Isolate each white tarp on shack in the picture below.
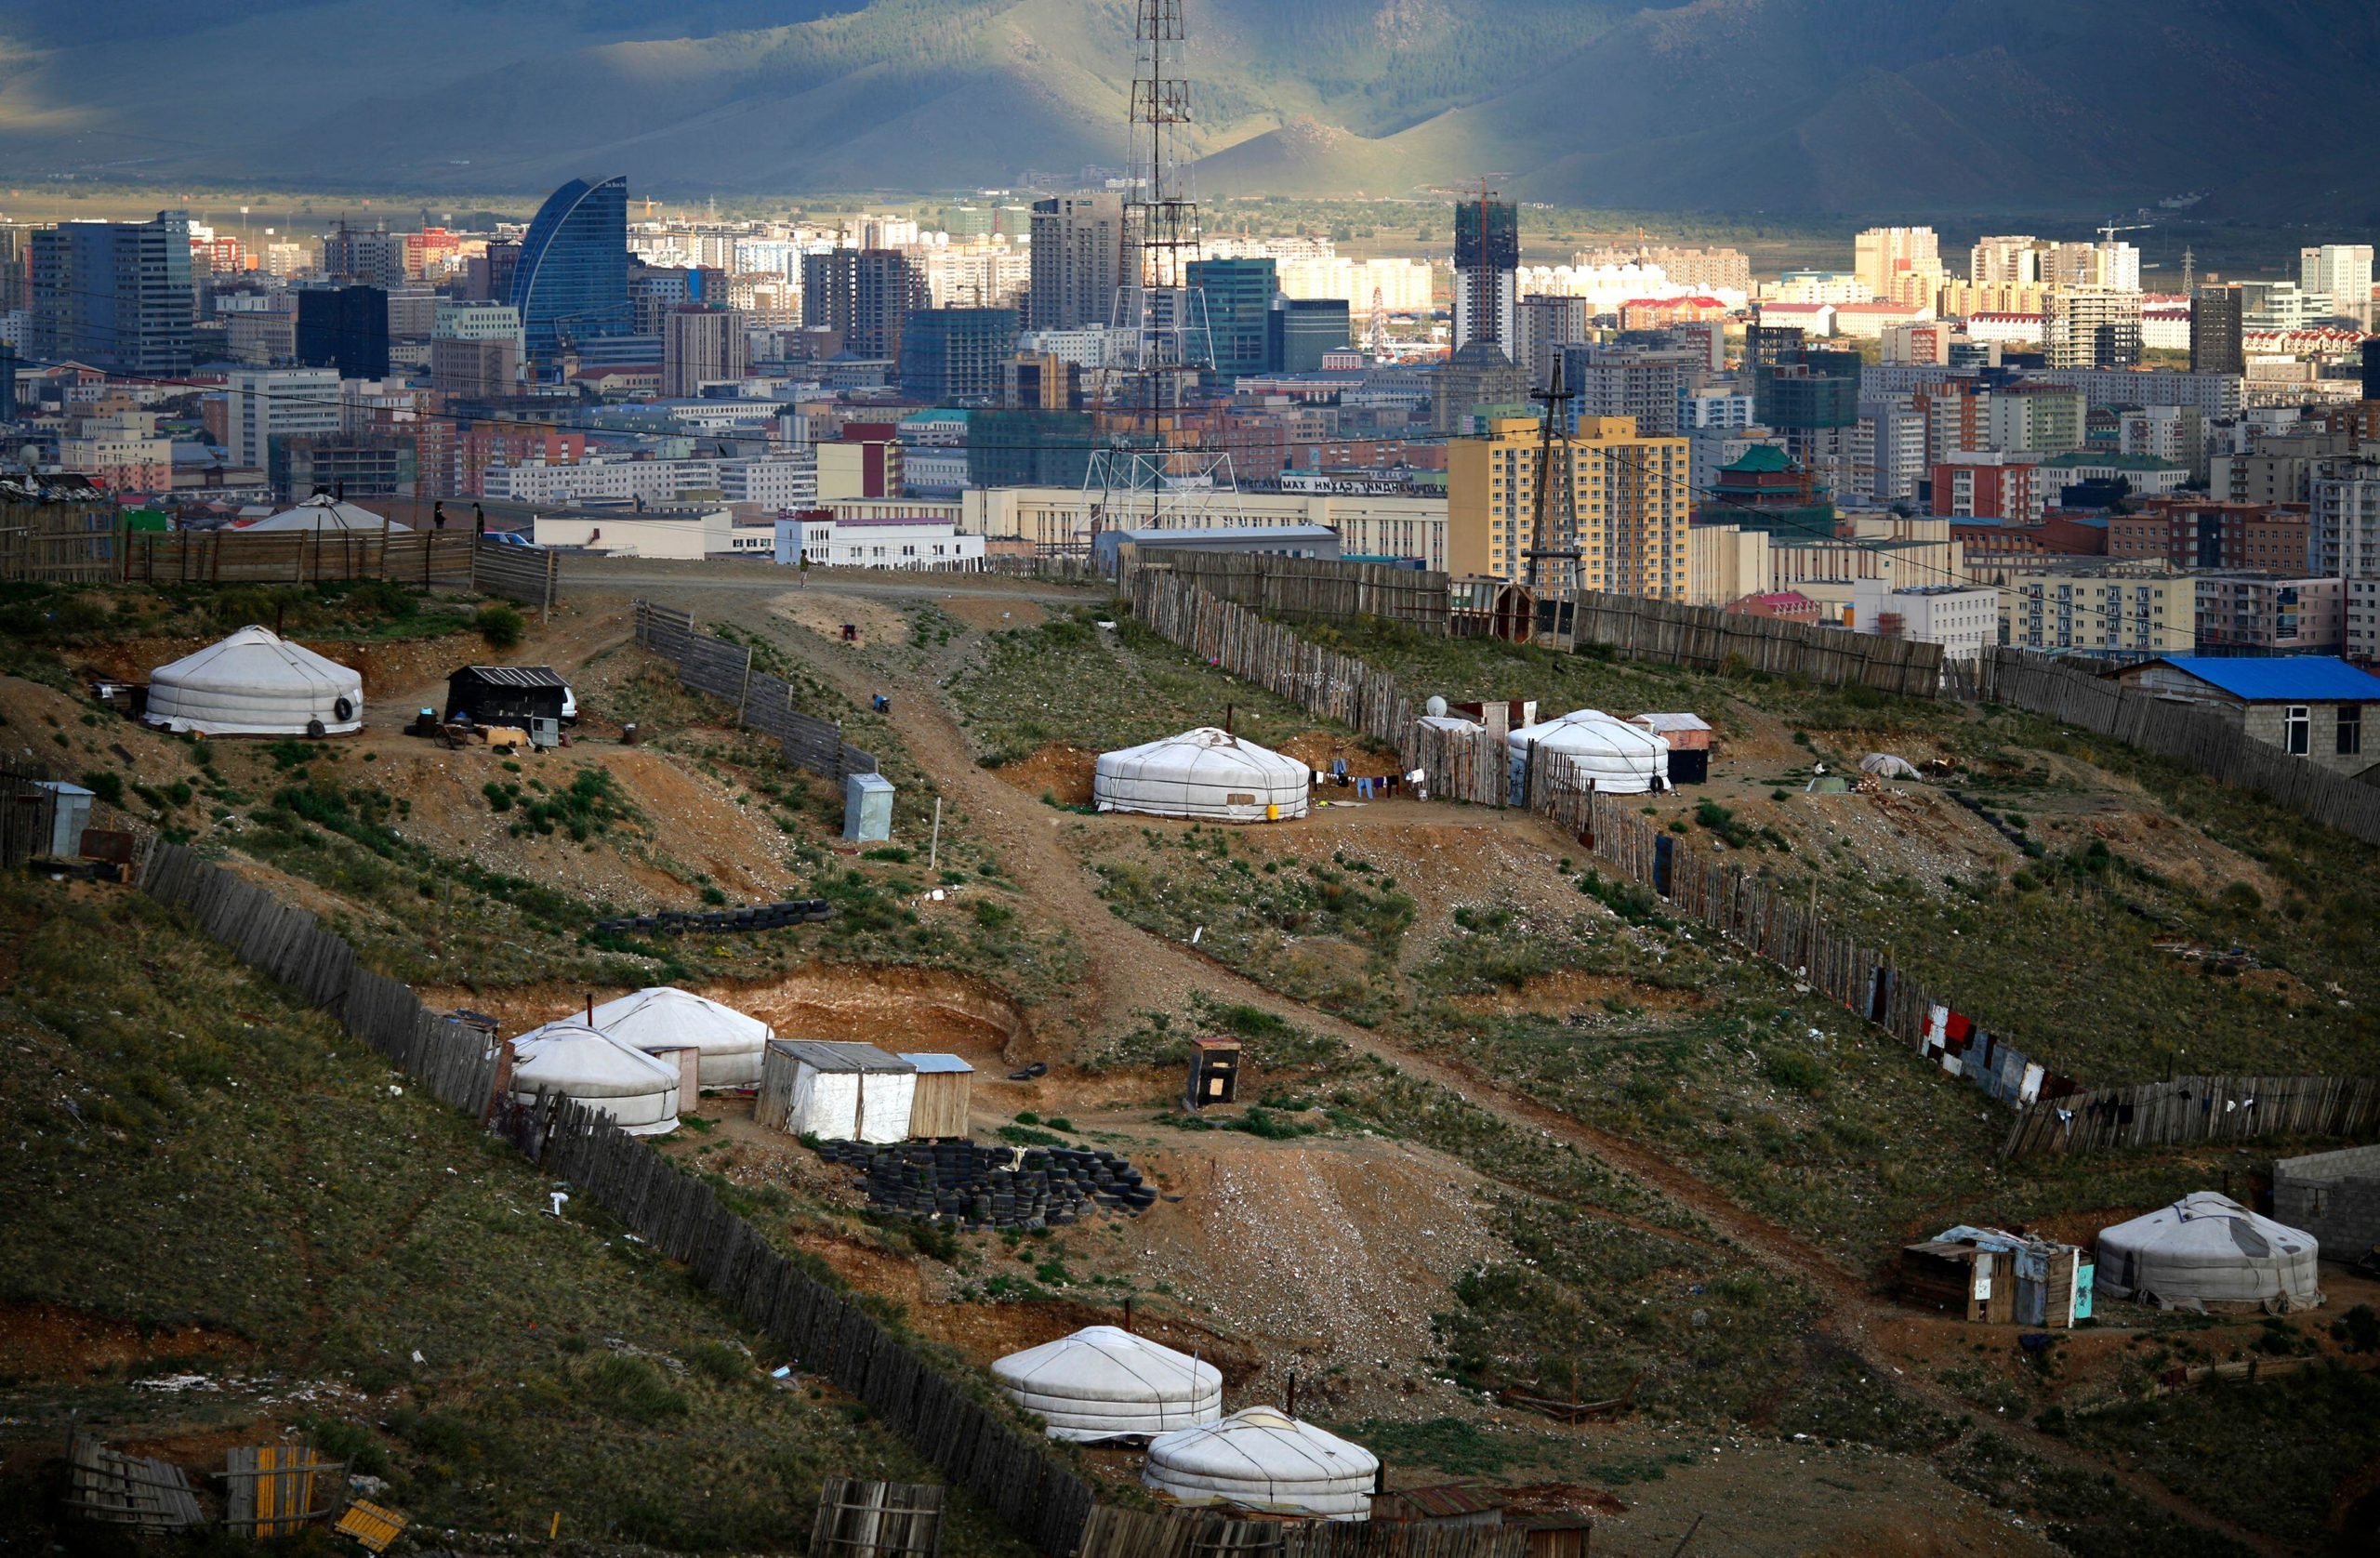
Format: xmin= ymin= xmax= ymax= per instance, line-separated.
xmin=993 ymin=1326 xmax=1223 ymax=1443
xmin=508 ymin=1020 xmax=681 ymax=1134
xmin=1093 ymin=727 xmax=1310 ymax=822
xmin=1144 ymin=1406 xmax=1380 ymax=1521
xmin=2096 ymin=1193 xmax=2321 ymax=1310
xmin=757 ymin=1040 xmax=916 ymax=1142
xmin=1507 ymin=708 xmax=1669 ymax=794
xmin=586 ymin=987 xmax=772 ymax=1089
xmin=145 ymin=626 xmax=364 ymax=736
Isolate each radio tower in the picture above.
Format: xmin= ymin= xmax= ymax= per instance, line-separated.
xmin=1522 ymin=351 xmax=1582 ymax=601
xmin=1082 ymin=0 xmax=1235 ymax=554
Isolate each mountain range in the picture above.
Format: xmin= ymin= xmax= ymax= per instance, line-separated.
xmin=3 ymin=0 xmax=2378 ymax=218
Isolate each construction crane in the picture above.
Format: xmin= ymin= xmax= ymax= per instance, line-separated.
xmin=2097 ymin=219 xmax=2151 ymax=245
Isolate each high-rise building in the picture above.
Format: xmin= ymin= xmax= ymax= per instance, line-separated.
xmin=898 ymin=306 xmax=1018 ymax=404
xmin=0 ymin=224 xmax=31 ymax=314
xmin=2190 ymin=284 xmax=2244 ymax=376
xmin=269 ymin=431 xmax=417 ymax=501
xmin=1266 ymin=297 xmax=1350 ymax=375
xmin=1561 ymin=345 xmax=1693 ymax=438
xmin=853 ymin=250 xmax=927 ymax=363
xmin=1026 ymin=193 xmax=1125 ymax=332
xmin=1448 ymin=413 xmax=1691 ymax=594
xmin=662 ymin=304 xmax=749 ymax=397
xmin=430 ymin=337 xmax=519 ymax=402
xmin=31 ymin=210 xmax=193 ymax=376
xmin=2301 ymin=244 xmax=2374 ymax=327
xmin=801 ymin=248 xmax=858 ymax=338
xmin=224 ymin=367 xmax=342 ymax=470
xmin=509 ymin=176 xmax=632 ymax=369
xmin=1451 ymin=194 xmax=1519 ymax=355
xmin=1970 ymin=236 xmax=2041 ymax=287
xmin=1430 ymin=339 xmax=1528 ymax=436
xmin=1515 ymin=295 xmax=1590 ymax=390
xmin=320 ymin=222 xmax=405 ymax=287
xmin=295 ymin=285 xmax=390 ymax=379
xmin=1853 ymin=227 xmax=1942 ymax=305
xmin=2363 ymin=339 xmax=2380 ymax=403
xmin=2044 ymin=287 xmax=2142 ymax=370
xmin=1183 ymin=257 xmax=1275 ymax=381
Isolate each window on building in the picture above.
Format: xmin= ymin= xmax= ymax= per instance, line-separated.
xmin=2286 ymin=705 xmax=2310 ymax=756
xmin=2339 ymin=706 xmax=2362 ymax=757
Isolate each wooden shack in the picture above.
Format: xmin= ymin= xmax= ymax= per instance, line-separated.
xmin=444 ymin=665 xmax=568 ymax=727
xmin=1369 ymin=1484 xmax=1504 ymax=1530
xmin=1185 ymin=1036 xmax=1241 ymax=1109
xmin=1631 ymin=713 xmax=1712 ymax=784
xmin=899 ymin=1052 xmax=974 ymax=1139
xmin=1899 ymin=1225 xmax=2092 ymax=1327
xmin=757 ymin=1040 xmax=916 ymax=1143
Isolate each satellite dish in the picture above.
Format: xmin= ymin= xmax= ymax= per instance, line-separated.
xmin=1424 ymin=695 xmax=1448 ymax=718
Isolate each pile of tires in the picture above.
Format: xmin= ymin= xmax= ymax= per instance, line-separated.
xmin=591 ymin=899 xmax=833 ymax=936
xmin=813 ymin=1140 xmax=1157 ymax=1231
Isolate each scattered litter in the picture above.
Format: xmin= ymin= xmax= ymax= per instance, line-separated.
xmin=132 ymin=1374 xmax=217 ymax=1393
xmin=548 ymin=1191 xmax=569 ymax=1217
xmin=409 ymin=1350 xmax=424 ymax=1365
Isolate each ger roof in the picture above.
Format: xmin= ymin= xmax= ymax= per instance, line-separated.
xmin=2140 ymin=655 xmax=2380 ymax=702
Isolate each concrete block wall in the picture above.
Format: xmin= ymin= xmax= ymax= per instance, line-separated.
xmin=2274 ymin=1143 xmax=2380 ymax=1253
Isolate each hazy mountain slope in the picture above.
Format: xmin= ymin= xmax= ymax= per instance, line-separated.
xmin=2 ymin=0 xmax=2376 ymax=216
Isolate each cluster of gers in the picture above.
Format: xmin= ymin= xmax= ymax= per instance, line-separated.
xmin=812 ymin=1141 xmax=1157 ymax=1230
xmin=590 ymin=899 xmax=832 ymax=936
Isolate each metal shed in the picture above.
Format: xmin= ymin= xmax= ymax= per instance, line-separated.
xmin=444 ymin=665 xmax=568 ymax=727
xmin=899 ymin=1052 xmax=974 ymax=1139
xmin=756 ymin=1039 xmax=917 ymax=1142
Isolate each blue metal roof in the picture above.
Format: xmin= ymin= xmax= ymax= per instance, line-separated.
xmin=2155 ymin=656 xmax=2380 ymax=701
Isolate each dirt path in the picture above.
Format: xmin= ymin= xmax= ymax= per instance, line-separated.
xmin=654 ymin=584 xmax=2289 ymax=1558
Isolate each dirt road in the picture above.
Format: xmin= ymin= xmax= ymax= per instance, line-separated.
xmin=619 ymin=582 xmax=2289 ymax=1558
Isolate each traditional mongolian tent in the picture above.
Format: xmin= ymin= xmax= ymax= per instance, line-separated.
xmin=1144 ymin=1406 xmax=1380 ymax=1521
xmin=2096 ymin=1193 xmax=2321 ymax=1311
xmin=244 ymin=495 xmax=408 ymax=533
xmin=992 ymin=1326 xmax=1223 ymax=1444
xmin=1093 ymin=728 xmax=1310 ymax=822
xmin=586 ymin=987 xmax=772 ymax=1089
xmin=1507 ymin=708 xmax=1669 ymax=795
xmin=507 ymin=1021 xmax=681 ymax=1135
xmin=145 ymin=627 xmax=364 ymax=736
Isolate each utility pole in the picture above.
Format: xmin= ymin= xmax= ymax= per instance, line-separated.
xmin=1522 ymin=350 xmax=1581 ymax=601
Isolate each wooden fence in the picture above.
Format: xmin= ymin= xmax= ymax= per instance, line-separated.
xmin=469 ymin=538 xmax=561 ymax=614
xmin=1075 ymin=1508 xmax=1528 ymax=1557
xmin=118 ymin=529 xmax=477 ymax=589
xmin=1977 ymin=650 xmax=2380 ymax=849
xmin=133 ymin=839 xmax=1098 ymax=1555
xmin=631 ymin=600 xmax=878 ymax=783
xmin=2000 ymin=1075 xmax=2380 ymax=1159
xmin=1136 ymin=551 xmax=1452 ymax=634
xmin=1568 ymin=589 xmax=1946 ymax=698
xmin=0 ymin=500 xmax=119 ymax=583
xmin=1131 ymin=569 xmax=1416 ymax=759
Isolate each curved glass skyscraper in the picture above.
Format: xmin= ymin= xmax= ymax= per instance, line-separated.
xmin=509 ymin=176 xmax=630 ymax=370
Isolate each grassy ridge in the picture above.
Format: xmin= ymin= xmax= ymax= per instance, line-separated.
xmin=0 ymin=873 xmax=1026 ymax=1554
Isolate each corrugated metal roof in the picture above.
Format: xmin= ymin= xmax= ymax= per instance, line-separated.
xmin=898 ymin=1052 xmax=974 ymax=1074
xmin=1632 ymin=712 xmax=1712 ymax=733
xmin=452 ymin=665 xmax=569 ymax=689
xmin=2146 ymin=655 xmax=2380 ymax=702
xmin=770 ymin=1039 xmax=913 ymax=1073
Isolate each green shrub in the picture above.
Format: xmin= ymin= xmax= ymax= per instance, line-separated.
xmin=580 ymin=1354 xmax=689 ymax=1424
xmin=78 ymin=769 xmax=126 ymax=807
xmin=1764 ymin=1049 xmax=1827 ymax=1093
xmin=684 ymin=1341 xmax=746 ymax=1383
xmin=475 ymin=602 xmax=525 ymax=651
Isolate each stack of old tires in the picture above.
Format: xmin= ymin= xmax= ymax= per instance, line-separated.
xmin=811 ymin=1141 xmax=1157 ymax=1230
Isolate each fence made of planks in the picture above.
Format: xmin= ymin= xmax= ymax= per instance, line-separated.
xmin=469 ymin=538 xmax=562 ymax=614
xmin=117 ymin=528 xmax=477 ymax=589
xmin=0 ymin=501 xmax=120 ymax=583
xmin=1074 ymin=1507 xmax=1528 ymax=1557
xmin=1567 ymin=589 xmax=1946 ymax=698
xmin=1977 ymin=649 xmax=2380 ymax=849
xmin=1131 ymin=568 xmax=1416 ymax=758
xmin=1134 ymin=550 xmax=1452 ymax=634
xmin=2000 ymin=1075 xmax=2380 ymax=1159
xmin=631 ymin=600 xmax=878 ymax=783
xmin=810 ymin=1478 xmax=944 ymax=1556
xmin=132 ymin=840 xmax=1097 ymax=1556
